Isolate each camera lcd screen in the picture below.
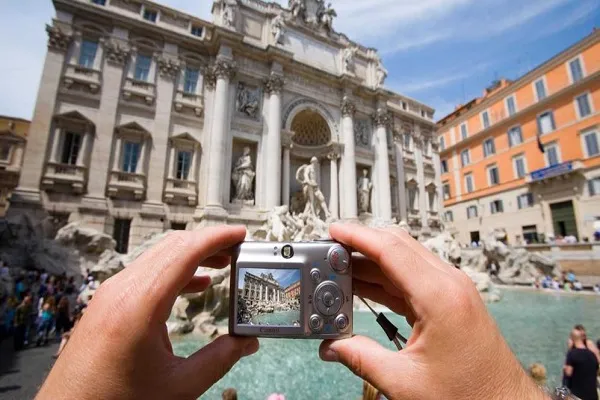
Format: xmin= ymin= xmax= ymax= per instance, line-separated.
xmin=237 ymin=268 xmax=301 ymax=327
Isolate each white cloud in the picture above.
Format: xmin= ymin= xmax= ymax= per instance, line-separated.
xmin=391 ymin=62 xmax=490 ymax=94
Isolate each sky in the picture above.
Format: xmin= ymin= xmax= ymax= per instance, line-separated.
xmin=0 ymin=0 xmax=598 ymax=122
xmin=237 ymin=268 xmax=301 ymax=289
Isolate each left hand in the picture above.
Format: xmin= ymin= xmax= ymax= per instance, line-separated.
xmin=36 ymin=226 xmax=259 ymax=400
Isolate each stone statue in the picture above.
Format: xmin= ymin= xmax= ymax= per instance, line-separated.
xmin=231 ymin=146 xmax=255 ymax=202
xmin=236 ymin=83 xmax=259 ymax=118
xmin=289 ymin=0 xmax=305 ymax=20
xmin=296 ymin=157 xmax=331 ymax=220
xmin=376 ymin=60 xmax=388 ymax=88
xmin=357 ymin=169 xmax=373 ymax=214
xmin=272 ymin=13 xmax=285 ymax=44
xmin=222 ymin=3 xmax=235 ymax=28
xmin=319 ymin=2 xmax=336 ymax=31
xmin=343 ymin=46 xmax=357 ymax=74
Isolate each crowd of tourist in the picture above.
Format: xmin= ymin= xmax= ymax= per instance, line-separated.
xmin=533 ymin=270 xmax=600 ymax=294
xmin=0 ymin=266 xmax=93 ymax=357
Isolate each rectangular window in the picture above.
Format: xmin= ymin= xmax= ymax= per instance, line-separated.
xmin=443 ymin=183 xmax=451 ymax=200
xmin=0 ymin=143 xmax=11 ymax=161
xmin=408 ymin=187 xmax=418 ymax=210
xmin=143 ymin=9 xmax=158 ymax=22
xmin=488 ymin=165 xmax=500 ymax=186
xmin=546 ymin=144 xmax=560 ymax=167
xmin=483 ymin=138 xmax=496 ymax=157
xmin=134 ymin=55 xmax=152 ymax=81
xmin=508 ymin=126 xmax=523 ymax=147
xmin=440 ymin=159 xmax=448 ymax=174
xmin=91 ymin=0 xmax=106 ymax=5
xmin=122 ymin=141 xmax=140 ymax=173
xmin=60 ymin=132 xmax=82 ymax=165
xmin=444 ymin=210 xmax=453 ymax=222
xmin=176 ymin=150 xmax=192 ymax=180
xmin=428 ymin=191 xmax=436 ymax=211
xmin=513 ymin=155 xmax=527 ymax=179
xmin=465 ymin=174 xmax=474 ymax=193
xmin=439 ymin=136 xmax=445 ymax=151
xmin=190 ymin=25 xmax=203 ymax=37
xmin=534 ymin=79 xmax=546 ymax=100
xmin=569 ymin=58 xmax=584 ymax=82
xmin=78 ymin=40 xmax=98 ymax=68
xmin=523 ymin=225 xmax=539 ymax=244
xmin=467 ymin=205 xmax=478 ymax=219
xmin=171 ymin=222 xmax=187 ymax=231
xmin=460 ymin=123 xmax=468 ymax=140
xmin=481 ymin=111 xmax=490 ymax=129
xmin=460 ymin=149 xmax=470 ymax=166
xmin=183 ymin=67 xmax=199 ymax=94
xmin=583 ymin=130 xmax=599 ymax=157
xmin=537 ymin=111 xmax=555 ymax=135
xmin=490 ymin=200 xmax=504 ymax=214
xmin=113 ymin=219 xmax=131 ymax=254
xmin=576 ymin=93 xmax=592 ymax=118
xmin=506 ymin=96 xmax=517 ymax=116
xmin=517 ymin=193 xmax=534 ymax=209
xmin=588 ymin=177 xmax=600 ymax=196
xmin=403 ymin=133 xmax=412 ymax=151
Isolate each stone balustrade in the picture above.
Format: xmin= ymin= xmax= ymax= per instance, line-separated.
xmin=41 ymin=162 xmax=87 ymax=193
xmin=63 ymin=64 xmax=102 ymax=93
xmin=107 ymin=171 xmax=146 ymax=199
xmin=163 ymin=178 xmax=197 ymax=206
xmin=122 ymin=78 xmax=156 ymax=105
xmin=173 ymin=90 xmax=204 ymax=116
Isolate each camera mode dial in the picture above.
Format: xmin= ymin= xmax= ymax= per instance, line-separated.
xmin=327 ymin=245 xmax=350 ymax=273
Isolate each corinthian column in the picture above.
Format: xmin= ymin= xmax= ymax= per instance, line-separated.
xmin=206 ymin=57 xmax=236 ymax=208
xmin=340 ymin=96 xmax=358 ymax=219
xmin=328 ymin=150 xmax=340 ymax=219
xmin=373 ymin=108 xmax=392 ymax=221
xmin=264 ymin=71 xmax=284 ymax=209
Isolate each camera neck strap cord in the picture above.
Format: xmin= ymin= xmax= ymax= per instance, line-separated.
xmin=358 ymin=296 xmax=407 ymax=351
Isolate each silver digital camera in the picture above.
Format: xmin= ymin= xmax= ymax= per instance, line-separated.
xmin=229 ymin=240 xmax=353 ymax=339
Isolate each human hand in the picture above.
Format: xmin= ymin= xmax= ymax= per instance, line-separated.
xmin=36 ymin=226 xmax=259 ymax=400
xmin=320 ymin=224 xmax=546 ymax=399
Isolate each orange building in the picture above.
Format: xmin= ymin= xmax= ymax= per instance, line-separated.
xmin=436 ymin=30 xmax=600 ymax=245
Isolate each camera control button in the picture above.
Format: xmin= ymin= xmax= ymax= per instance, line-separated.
xmin=328 ymin=245 xmax=350 ymax=273
xmin=310 ymin=268 xmax=321 ymax=284
xmin=314 ymin=282 xmax=343 ymax=316
xmin=309 ymin=314 xmax=323 ymax=332
xmin=335 ymin=314 xmax=349 ymax=332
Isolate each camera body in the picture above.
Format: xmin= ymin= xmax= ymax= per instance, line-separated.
xmin=229 ymin=240 xmax=353 ymax=339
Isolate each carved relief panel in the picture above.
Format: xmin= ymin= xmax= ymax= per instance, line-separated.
xmin=354 ymin=118 xmax=371 ymax=148
xmin=235 ymin=82 xmax=262 ymax=120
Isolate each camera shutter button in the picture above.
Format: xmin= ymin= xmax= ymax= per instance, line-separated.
xmin=310 ymin=268 xmax=321 ymax=283
xmin=328 ymin=245 xmax=350 ymax=273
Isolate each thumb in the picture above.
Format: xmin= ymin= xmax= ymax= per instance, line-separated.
xmin=320 ymin=335 xmax=408 ymax=396
xmin=177 ymin=335 xmax=259 ymax=397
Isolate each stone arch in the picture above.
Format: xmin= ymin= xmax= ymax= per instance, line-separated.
xmin=290 ymin=109 xmax=331 ymax=147
xmin=283 ymin=98 xmax=338 ymax=142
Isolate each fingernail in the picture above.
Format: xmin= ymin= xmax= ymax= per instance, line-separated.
xmin=320 ymin=348 xmax=338 ymax=362
xmin=242 ymin=339 xmax=259 ymax=357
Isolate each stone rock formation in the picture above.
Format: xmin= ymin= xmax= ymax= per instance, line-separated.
xmin=55 ymin=222 xmax=125 ymax=280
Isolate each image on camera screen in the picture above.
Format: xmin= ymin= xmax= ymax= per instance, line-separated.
xmin=237 ymin=268 xmax=301 ymax=327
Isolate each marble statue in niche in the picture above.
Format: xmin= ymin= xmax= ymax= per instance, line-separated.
xmin=354 ymin=119 xmax=370 ymax=148
xmin=272 ymin=13 xmax=285 ymax=44
xmin=231 ymin=146 xmax=256 ymax=203
xmin=296 ymin=157 xmax=331 ymax=220
xmin=222 ymin=2 xmax=235 ymax=28
xmin=343 ymin=46 xmax=357 ymax=74
xmin=236 ymin=83 xmax=260 ymax=118
xmin=357 ymin=168 xmax=373 ymax=214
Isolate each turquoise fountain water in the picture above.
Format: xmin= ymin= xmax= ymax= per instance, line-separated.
xmin=173 ymin=289 xmax=600 ymax=400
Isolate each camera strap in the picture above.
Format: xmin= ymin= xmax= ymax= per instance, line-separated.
xmin=358 ymin=296 xmax=407 ymax=351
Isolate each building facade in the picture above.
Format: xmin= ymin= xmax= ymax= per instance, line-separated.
xmin=284 ymin=280 xmax=300 ymax=299
xmin=242 ymin=272 xmax=284 ymax=304
xmin=437 ymin=30 xmax=600 ymax=245
xmin=12 ymin=0 xmax=440 ymax=252
xmin=0 ymin=116 xmax=29 ymax=216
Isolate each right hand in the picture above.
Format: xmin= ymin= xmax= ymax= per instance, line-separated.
xmin=320 ymin=224 xmax=546 ymax=399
